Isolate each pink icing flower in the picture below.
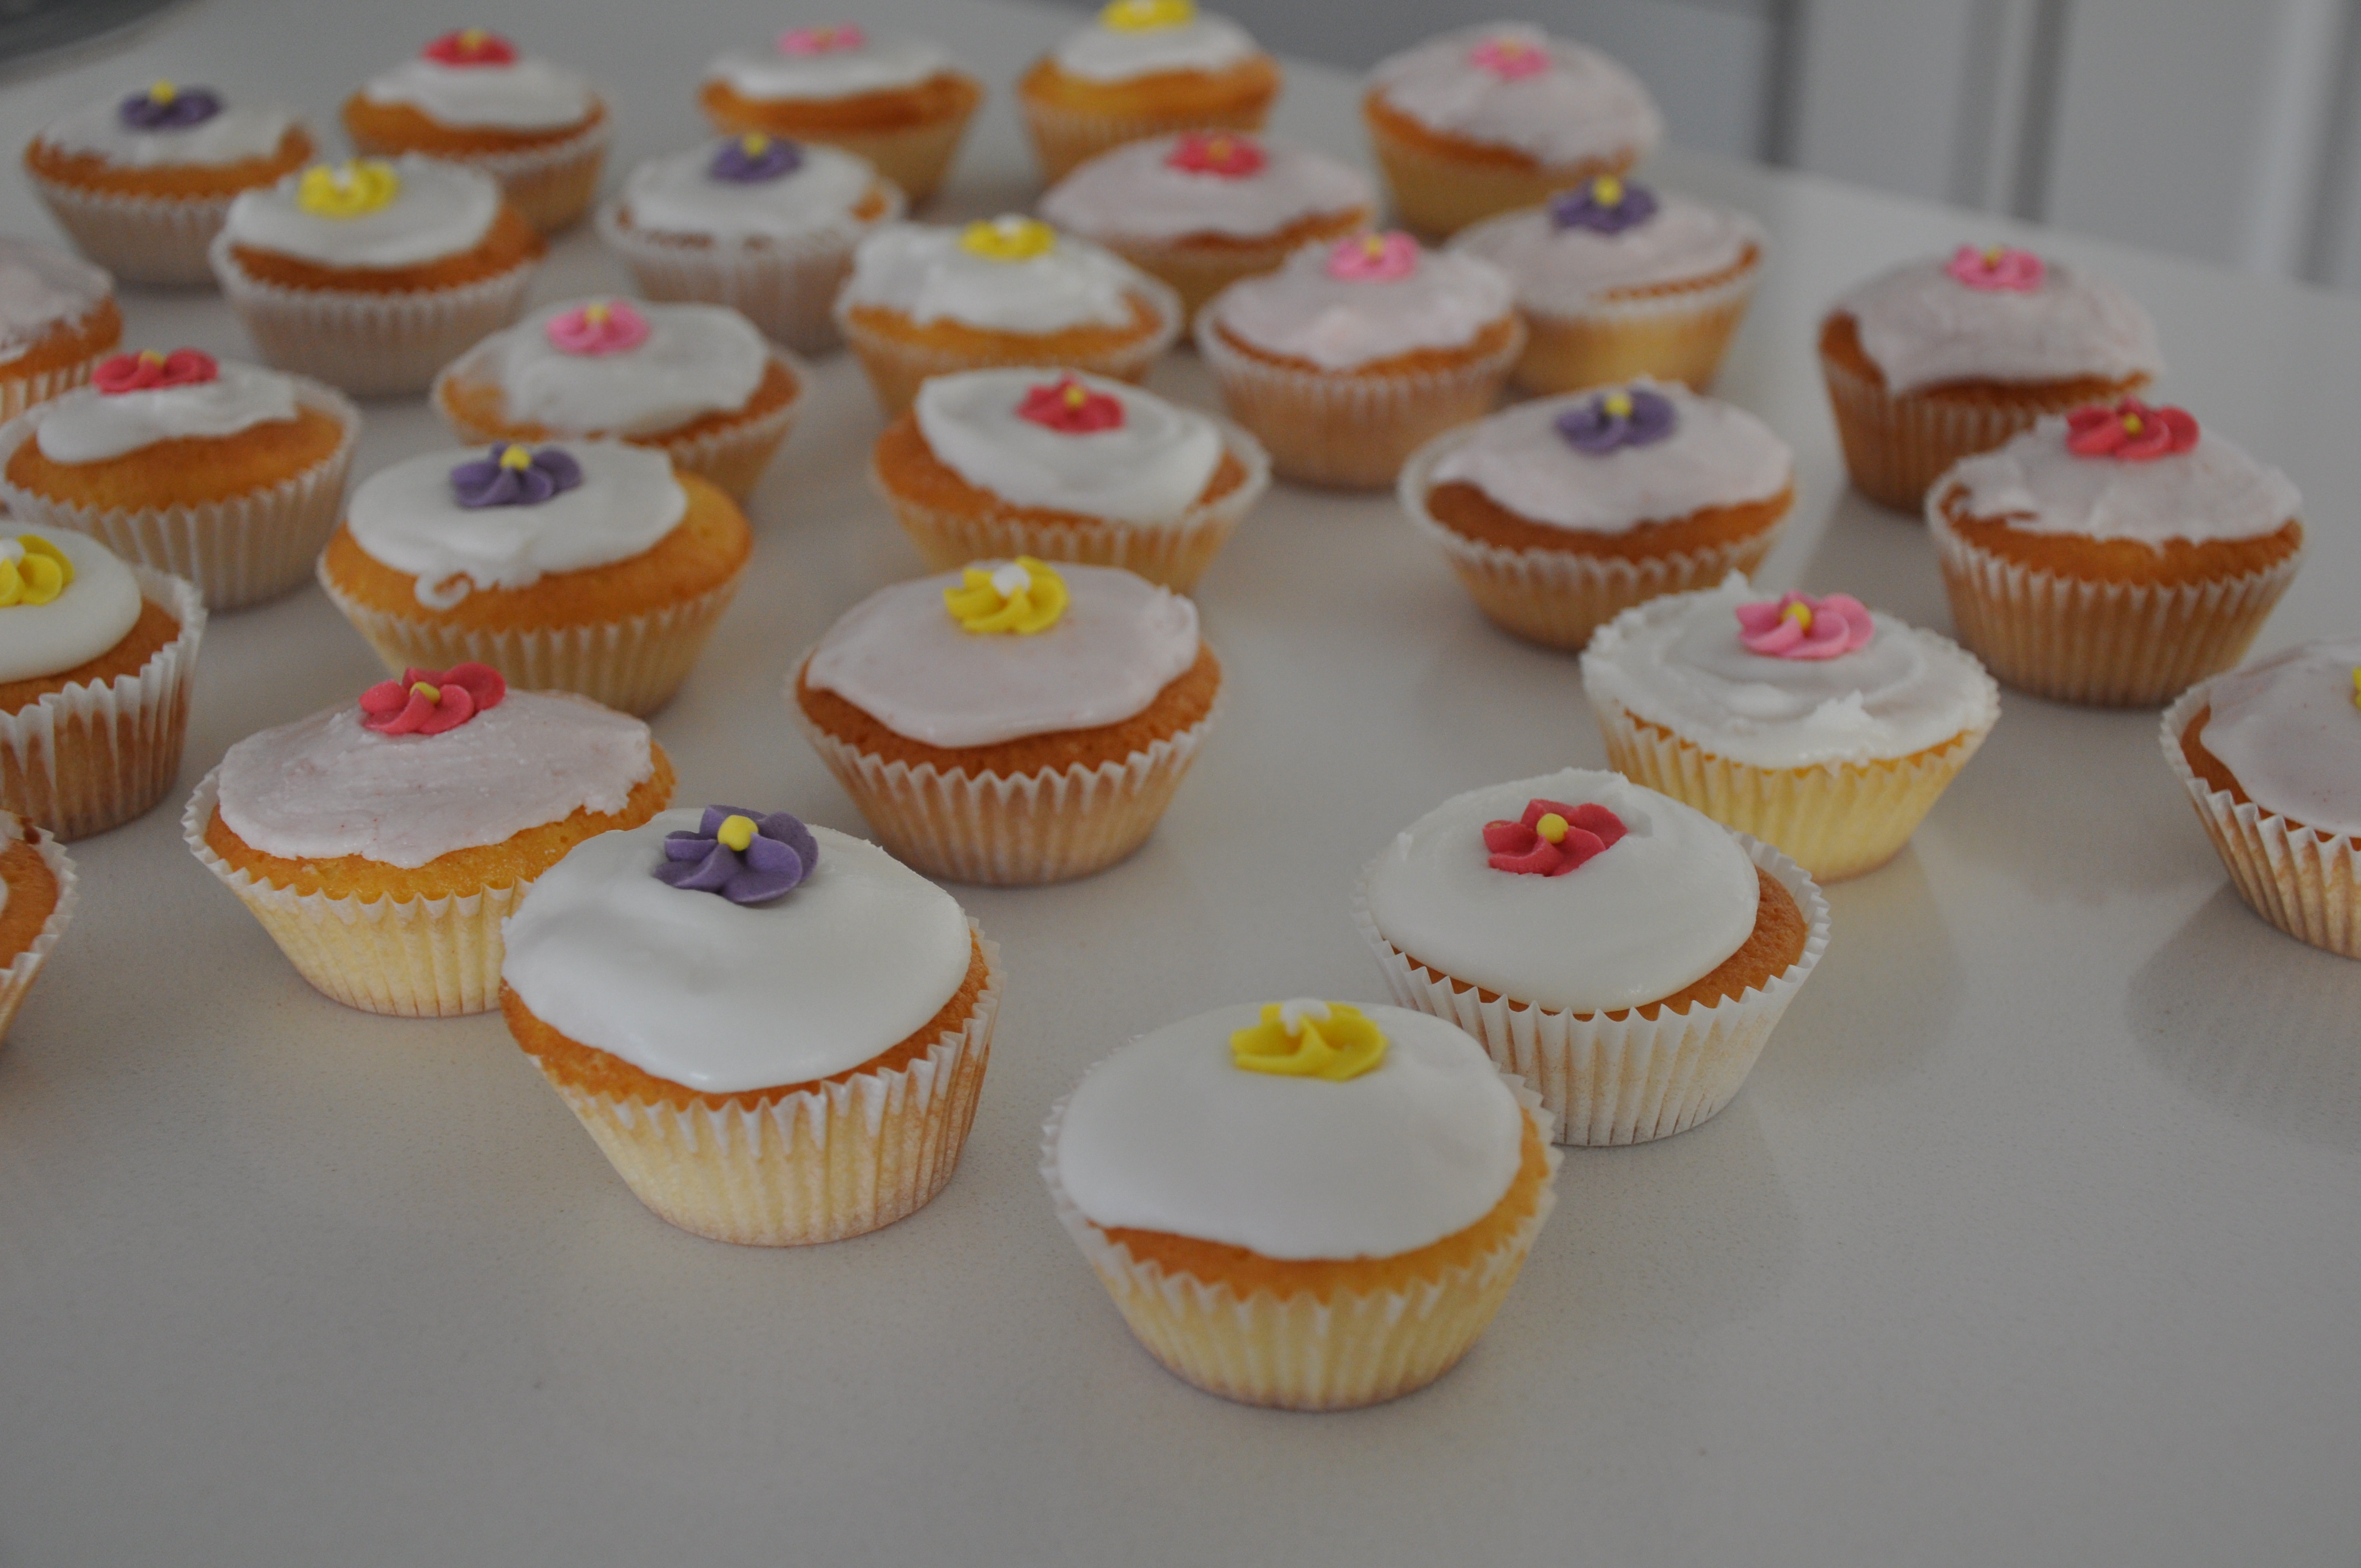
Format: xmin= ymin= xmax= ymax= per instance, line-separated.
xmin=1483 ymin=799 xmax=1626 ymax=876
xmin=1166 ymin=130 xmax=1266 ymax=178
xmin=93 ymin=349 xmax=217 ymax=394
xmin=1016 ymin=375 xmax=1125 ymax=434
xmin=544 ymin=300 xmax=649 ymax=357
xmin=1467 ymin=35 xmax=1549 ymax=80
xmin=2065 ymin=398 xmax=2199 ymax=461
xmin=1325 ymin=231 xmax=1418 ymax=283
xmin=778 ymin=23 xmax=866 ymax=55
xmin=1946 ymin=243 xmax=2044 ymax=292
xmin=360 ymin=663 xmax=507 ymax=737
xmin=423 ymin=29 xmax=518 ymax=67
xmin=1736 ymin=591 xmax=1875 ymax=660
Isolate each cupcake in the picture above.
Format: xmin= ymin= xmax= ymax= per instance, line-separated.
xmin=1038 ymin=130 xmax=1375 ymax=320
xmin=1197 ymin=231 xmax=1521 ymax=488
xmin=835 ymin=217 xmax=1183 ymax=417
xmin=1451 ymin=176 xmax=1764 ymax=395
xmin=1355 ymin=768 xmax=1829 ymax=1145
xmin=870 ymin=369 xmax=1267 ymax=590
xmin=187 ymin=665 xmax=674 ymax=1016
xmin=1018 ymin=0 xmax=1282 ymax=184
xmin=502 ymin=804 xmax=1004 ymax=1245
xmin=1363 ymin=24 xmax=1661 ymax=238
xmin=210 ymin=155 xmax=545 ymax=398
xmin=1821 ymin=245 xmax=2162 ymax=510
xmin=792 ymin=557 xmax=1221 ymax=884
xmin=595 ymin=134 xmax=905 ymax=357
xmin=0 ymin=239 xmax=119 ymax=422
xmin=699 ymin=25 xmax=982 ymax=205
xmin=432 ymin=298 xmax=803 ymax=500
xmin=1926 ymin=401 xmax=2302 ymax=707
xmin=2162 ymin=639 xmax=2361 ymax=960
xmin=1398 ymin=379 xmax=1792 ymax=650
xmin=315 ymin=441 xmax=750 ymax=717
xmin=23 ymin=81 xmax=313 ymax=286
xmin=342 ymin=29 xmax=607 ymax=232
xmin=1043 ymin=999 xmax=1557 ymax=1409
xmin=0 ymin=811 xmax=76 ymax=1048
xmin=1581 ymin=574 xmax=2001 ymax=881
xmin=0 ymin=348 xmax=358 ymax=610
xmin=0 ymin=526 xmax=203 ymax=841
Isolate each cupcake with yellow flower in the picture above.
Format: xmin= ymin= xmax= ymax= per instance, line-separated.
xmin=1018 ymin=0 xmax=1282 ymax=183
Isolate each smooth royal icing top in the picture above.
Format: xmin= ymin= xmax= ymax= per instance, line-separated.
xmin=841 ymin=221 xmax=1152 ymax=334
xmin=1450 ymin=190 xmax=1762 ymax=313
xmin=1836 ymin=255 xmax=2163 ymax=395
xmin=805 ymin=562 xmax=1200 ymax=748
xmin=37 ymin=90 xmax=298 ymax=168
xmin=0 ymin=241 xmax=110 ymax=365
xmin=2198 ymin=638 xmax=2361 ymax=839
xmin=913 ymin=369 xmax=1222 ymax=525
xmin=1050 ymin=8 xmax=1261 ymax=82
xmin=360 ymin=55 xmax=595 ymax=131
xmin=461 ymin=300 xmax=769 ymax=438
xmin=1937 ymin=415 xmax=2300 ymax=546
xmin=1211 ymin=237 xmax=1513 ymax=370
xmin=32 ymin=362 xmax=300 ymax=464
xmin=502 ymin=812 xmax=974 ymax=1094
xmin=621 ymin=138 xmax=882 ymax=243
xmin=1369 ymin=24 xmax=1662 ymax=167
xmin=1040 ymin=133 xmax=1373 ymax=244
xmin=0 ymin=529 xmax=145 ymax=684
xmin=1365 ymin=769 xmax=1759 ymax=1014
xmin=224 ymin=155 xmax=499 ymax=269
xmin=703 ymin=34 xmax=953 ymax=101
xmin=1054 ymin=1002 xmax=1525 ymax=1260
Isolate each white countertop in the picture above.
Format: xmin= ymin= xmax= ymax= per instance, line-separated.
xmin=4 ymin=2 xmax=2359 ymax=1564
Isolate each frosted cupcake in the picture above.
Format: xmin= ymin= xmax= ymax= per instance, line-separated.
xmin=596 ymin=135 xmax=905 ymax=356
xmin=1043 ymin=999 xmax=1557 ymax=1409
xmin=1198 ymin=231 xmax=1520 ymax=488
xmin=1400 ymin=379 xmax=1791 ymax=648
xmin=1018 ymin=0 xmax=1282 ymax=183
xmin=23 ymin=82 xmax=313 ymax=285
xmin=433 ymin=298 xmax=803 ymax=500
xmin=1363 ymin=24 xmax=1661 ymax=238
xmin=2162 ymin=639 xmax=2361 ymax=960
xmin=871 ymin=369 xmax=1267 ymax=590
xmin=0 ymin=240 xmax=119 ymax=422
xmin=1356 ymin=768 xmax=1828 ymax=1145
xmin=1821 ymin=246 xmax=2162 ymax=510
xmin=502 ymin=805 xmax=1004 ymax=1244
xmin=342 ymin=30 xmax=607 ymax=232
xmin=210 ymin=156 xmax=545 ymax=397
xmin=0 ymin=527 xmax=203 ymax=840
xmin=315 ymin=442 xmax=750 ymax=716
xmin=1927 ymin=401 xmax=2302 ymax=707
xmin=699 ymin=25 xmax=982 ymax=204
xmin=0 ymin=811 xmax=75 ymax=1048
xmin=793 ymin=558 xmax=1221 ymax=884
xmin=835 ymin=216 xmax=1183 ymax=416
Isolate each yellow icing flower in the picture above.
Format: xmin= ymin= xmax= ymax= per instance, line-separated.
xmin=2351 ymin=665 xmax=2360 ymax=711
xmin=1230 ymin=1000 xmax=1388 ymax=1082
xmin=944 ymin=557 xmax=1068 ymax=634
xmin=297 ymin=159 xmax=401 ymax=220
xmin=0 ymin=536 xmax=75 ymax=608
xmin=1101 ymin=0 xmax=1195 ymax=29
xmin=959 ymin=216 xmax=1057 ymax=263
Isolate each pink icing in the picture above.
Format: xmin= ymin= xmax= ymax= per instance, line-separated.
xmin=1016 ymin=375 xmax=1125 ymax=434
xmin=2065 ymin=398 xmax=2199 ymax=461
xmin=1483 ymin=799 xmax=1625 ymax=876
xmin=1467 ymin=35 xmax=1550 ymax=80
xmin=1325 ymin=231 xmax=1419 ymax=282
xmin=1946 ymin=244 xmax=2044 ymax=293
xmin=778 ymin=24 xmax=866 ymax=55
xmin=360 ymin=663 xmax=508 ymax=737
xmin=1736 ymin=592 xmax=1875 ymax=660
xmin=544 ymin=301 xmax=650 ymax=357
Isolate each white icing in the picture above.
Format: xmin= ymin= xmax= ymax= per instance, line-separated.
xmin=841 ymin=222 xmax=1151 ymax=334
xmin=31 ymin=363 xmax=300 ymax=464
xmin=1428 ymin=380 xmax=1790 ymax=533
xmin=1938 ymin=416 xmax=2300 ymax=547
xmin=1450 ymin=192 xmax=1761 ymax=314
xmin=805 ymin=562 xmax=1200 ymax=749
xmin=0 ymin=529 xmax=146 ymax=684
xmin=621 ymin=139 xmax=881 ymax=242
xmin=1211 ymin=237 xmax=1513 ymax=371
xmin=704 ymin=35 xmax=953 ymax=101
xmin=345 ymin=443 xmax=688 ymax=608
xmin=1580 ymin=573 xmax=2002 ymax=770
xmin=912 ymin=369 xmax=1222 ymax=525
xmin=501 ymin=813 xmax=974 ymax=1095
xmin=1040 ymin=133 xmax=1373 ymax=244
xmin=456 ymin=301 xmax=770 ymax=439
xmin=1369 ymin=24 xmax=1662 ymax=167
xmin=360 ymin=57 xmax=595 ymax=132
xmin=2199 ymin=638 xmax=2361 ymax=839
xmin=1049 ymin=12 xmax=1260 ymax=83
xmin=36 ymin=94 xmax=298 ymax=169
xmin=1054 ymin=1003 xmax=1525 ymax=1261
xmin=1837 ymin=255 xmax=2163 ymax=395
xmin=215 ymin=690 xmax=654 ymax=869
xmin=1364 ymin=769 xmax=1759 ymax=1014
xmin=223 ymin=155 xmax=500 ymax=270
xmin=0 ymin=241 xmax=110 ymax=365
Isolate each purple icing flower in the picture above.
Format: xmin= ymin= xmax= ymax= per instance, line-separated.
xmin=449 ymin=444 xmax=584 ymax=508
xmin=710 ymin=134 xmax=804 ymax=183
xmin=1549 ymin=175 xmax=1658 ymax=235
xmin=119 ymin=83 xmax=223 ymax=130
xmin=656 ymin=807 xmax=820 ymax=906
xmin=1555 ymin=386 xmax=1677 ymax=453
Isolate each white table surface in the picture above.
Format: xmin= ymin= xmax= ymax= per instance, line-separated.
xmin=4 ymin=2 xmax=2359 ymax=1564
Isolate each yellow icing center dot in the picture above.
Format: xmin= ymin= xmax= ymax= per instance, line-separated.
xmin=149 ymin=80 xmax=176 ymax=103
xmin=1984 ymin=246 xmax=2005 ymax=265
xmin=497 ymin=444 xmax=534 ymax=470
xmin=1230 ymin=1000 xmax=1389 ymax=1082
xmin=2121 ymin=413 xmax=2143 ymax=434
xmin=460 ymin=28 xmax=489 ymax=47
xmin=1207 ymin=137 xmax=1231 ymax=157
xmin=1593 ymin=175 xmax=1622 ymax=205
xmin=584 ymin=301 xmax=611 ymax=326
xmin=741 ymin=134 xmax=770 ymax=154
xmin=1063 ymin=384 xmax=1086 ymax=409
xmin=1602 ymin=390 xmax=1633 ymax=418
xmin=1100 ymin=0 xmax=1195 ymax=31
xmin=137 ymin=349 xmax=165 ymax=367
xmin=1783 ymin=601 xmax=1813 ymax=628
xmin=716 ymin=814 xmax=758 ymax=852
xmin=1536 ymin=812 xmax=1569 ymax=844
xmin=410 ymin=681 xmax=440 ymax=702
xmin=959 ymin=216 xmax=1056 ymax=262
xmin=944 ymin=555 xmax=1069 ymax=634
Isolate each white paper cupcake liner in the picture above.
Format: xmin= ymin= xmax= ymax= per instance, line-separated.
xmin=1353 ymin=832 xmax=1830 ymax=1146
xmin=1 ymin=341 xmax=110 ymax=424
xmin=0 ymin=379 xmax=359 ymax=611
xmin=1040 ymin=1076 xmax=1559 ymax=1410
xmin=23 ymin=172 xmax=244 ymax=288
xmin=0 ymin=814 xmax=78 ymax=1047
xmin=1509 ymin=259 xmax=1762 ymax=396
xmin=350 ymin=116 xmax=611 ymax=234
xmin=836 ymin=275 xmax=1185 ymax=420
xmin=1019 ymin=94 xmax=1274 ymax=186
xmin=2160 ymin=684 xmax=2360 ymax=960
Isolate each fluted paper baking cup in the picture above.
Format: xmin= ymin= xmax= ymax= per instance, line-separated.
xmin=837 ymin=275 xmax=1184 ymax=419
xmin=1509 ymin=261 xmax=1761 ymax=395
xmin=0 ymin=379 xmax=358 ymax=611
xmin=2160 ymin=684 xmax=2359 ymax=960
xmin=1020 ymin=95 xmax=1272 ymax=186
xmin=0 ymin=567 xmax=203 ymax=842
xmin=0 ymin=816 xmax=78 ymax=1047
xmin=1366 ymin=110 xmax=1630 ymax=238
xmin=1 ymin=347 xmax=107 ymax=423
xmin=1354 ymin=833 xmax=1829 ymax=1146
xmin=23 ymin=171 xmax=233 ymax=287
xmin=529 ymin=927 xmax=1002 ymax=1245
xmin=1041 ymin=1079 xmax=1558 ymax=1410
xmin=349 ymin=117 xmax=610 ymax=234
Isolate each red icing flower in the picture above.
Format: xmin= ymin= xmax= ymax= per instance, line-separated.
xmin=2065 ymin=398 xmax=2198 ymax=461
xmin=93 ymin=349 xmax=217 ymax=395
xmin=1483 ymin=799 xmax=1626 ymax=876
xmin=1166 ymin=130 xmax=1266 ymax=178
xmin=423 ymin=28 xmax=518 ymax=66
xmin=1017 ymin=375 xmax=1125 ymax=434
xmin=360 ymin=663 xmax=507 ymax=736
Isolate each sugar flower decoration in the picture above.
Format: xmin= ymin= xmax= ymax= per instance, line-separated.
xmin=360 ymin=662 xmax=506 ymax=736
xmin=423 ymin=28 xmax=518 ymax=66
xmin=1017 ymin=375 xmax=1125 ymax=434
xmin=2351 ymin=666 xmax=2361 ymax=713
xmin=1484 ymin=799 xmax=1626 ymax=876
xmin=945 ymin=557 xmax=1068 ymax=634
xmin=2065 ymin=398 xmax=2199 ymax=461
xmin=545 ymin=300 xmax=650 ymax=356
xmin=710 ymin=133 xmax=802 ymax=182
xmin=1555 ymin=386 xmax=1675 ymax=454
xmin=119 ymin=80 xmax=221 ymax=130
xmin=960 ymin=216 xmax=1058 ymax=263
xmin=1550 ymin=175 xmax=1657 ymax=234
xmin=1230 ymin=999 xmax=1388 ymax=1082
xmin=93 ymin=349 xmax=217 ymax=395
xmin=1101 ymin=0 xmax=1195 ymax=32
xmin=778 ymin=23 xmax=867 ymax=54
xmin=1468 ymin=34 xmax=1551 ymax=80
xmin=0 ymin=536 xmax=75 ymax=609
xmin=297 ymin=159 xmax=401 ymax=220
xmin=1946 ymin=243 xmax=2044 ymax=292
xmin=1166 ymin=131 xmax=1266 ymax=178
xmin=656 ymin=807 xmax=819 ymax=905
xmin=450 ymin=443 xmax=583 ymax=508
xmin=1736 ymin=591 xmax=1874 ymax=660
xmin=1325 ymin=230 xmax=1418 ymax=282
